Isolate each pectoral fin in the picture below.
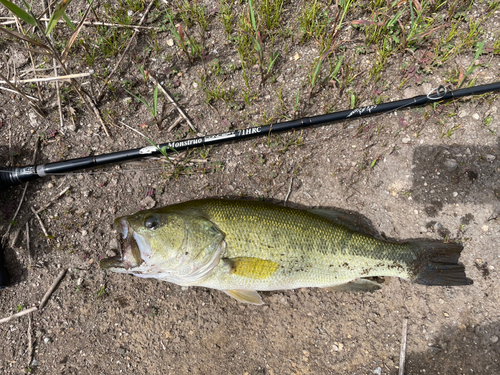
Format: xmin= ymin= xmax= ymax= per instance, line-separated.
xmin=224 ymin=289 xmax=264 ymax=305
xmin=223 ymin=257 xmax=278 ymax=279
xmin=325 ymin=279 xmax=382 ymax=293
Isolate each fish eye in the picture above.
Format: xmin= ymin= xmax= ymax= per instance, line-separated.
xmin=144 ymin=216 xmax=159 ymax=230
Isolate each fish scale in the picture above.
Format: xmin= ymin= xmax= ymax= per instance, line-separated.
xmin=184 ymin=200 xmax=414 ymax=291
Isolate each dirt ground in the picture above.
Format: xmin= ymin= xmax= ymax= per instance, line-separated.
xmin=1 ymin=1 xmax=499 ymax=374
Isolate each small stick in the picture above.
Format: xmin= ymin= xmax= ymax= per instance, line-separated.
xmin=149 ymin=74 xmax=197 ymax=134
xmin=398 ymin=318 xmax=408 ymax=375
xmin=26 ymin=222 xmax=31 ymax=266
xmin=30 ymin=207 xmax=49 ymax=239
xmin=0 ymin=86 xmax=39 ymax=100
xmin=86 ymin=93 xmax=111 ymax=137
xmin=0 ymin=72 xmax=92 ymax=84
xmin=39 ymin=269 xmax=66 ymax=311
xmin=1 ymin=18 xmax=156 ymax=29
xmin=167 ymin=115 xmax=184 ymax=132
xmin=35 ymin=186 xmax=70 ymax=214
xmin=54 ymin=70 xmax=64 ymax=134
xmin=97 ymin=1 xmax=155 ymax=102
xmin=20 ymin=65 xmax=62 ymax=76
xmin=27 ymin=314 xmax=33 ymax=365
xmin=10 ymin=227 xmax=20 ymax=248
xmin=3 ymin=138 xmax=38 ymax=242
xmin=8 ymin=119 xmax=12 ymax=166
xmin=284 ymin=177 xmax=294 ymax=206
xmin=0 ymin=307 xmax=37 ymax=324
xmin=0 ymin=71 xmax=45 ymax=117
xmin=2 ymin=182 xmax=28 ymax=243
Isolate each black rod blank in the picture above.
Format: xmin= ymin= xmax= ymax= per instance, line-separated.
xmin=2 ymin=82 xmax=500 ymax=189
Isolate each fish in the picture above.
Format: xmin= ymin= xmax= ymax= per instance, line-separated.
xmin=100 ymin=199 xmax=472 ymax=305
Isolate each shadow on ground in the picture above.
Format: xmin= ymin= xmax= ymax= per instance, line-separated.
xmin=403 ymin=320 xmax=500 ymax=375
xmin=411 ymin=138 xmax=500 ymax=219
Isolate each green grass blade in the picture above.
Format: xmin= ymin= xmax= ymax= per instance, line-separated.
xmin=267 ymin=53 xmax=279 ymax=74
xmin=0 ymin=0 xmax=36 ymax=26
xmin=124 ymin=88 xmax=154 ymax=116
xmin=248 ymin=0 xmax=256 ymax=31
xmin=295 ymin=89 xmax=300 ymax=108
xmin=311 ymin=57 xmax=323 ymax=86
xmin=331 ymin=56 xmax=343 ymax=82
xmin=474 ymin=40 xmax=485 ymax=61
xmin=153 ymin=84 xmax=158 ymax=117
xmin=62 ymin=12 xmax=75 ymax=31
xmin=46 ymin=0 xmax=74 ymax=35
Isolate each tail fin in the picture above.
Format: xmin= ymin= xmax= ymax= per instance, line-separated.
xmin=410 ymin=240 xmax=473 ymax=286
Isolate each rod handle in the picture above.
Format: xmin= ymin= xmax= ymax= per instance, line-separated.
xmin=0 ymin=166 xmax=40 ymax=190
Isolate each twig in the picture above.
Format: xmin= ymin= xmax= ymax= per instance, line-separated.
xmin=87 ymin=95 xmax=111 ymax=137
xmin=0 ymin=307 xmax=37 ymax=324
xmin=35 ymin=186 xmax=70 ymax=214
xmin=27 ymin=314 xmax=33 ymax=365
xmin=284 ymin=177 xmax=294 ymax=206
xmin=0 ymin=71 xmax=44 ymax=116
xmin=54 ymin=70 xmax=64 ymax=133
xmin=399 ymin=318 xmax=408 ymax=375
xmin=0 ymin=72 xmax=92 ymax=84
xmin=167 ymin=115 xmax=184 ymax=132
xmin=2 ymin=182 xmax=28 ymax=244
xmin=39 ymin=269 xmax=66 ymax=311
xmin=0 ymin=86 xmax=39 ymax=100
xmin=1 ymin=18 xmax=156 ymax=29
xmin=20 ymin=65 xmax=62 ymax=76
xmin=8 ymin=120 xmax=12 ymax=166
xmin=30 ymin=207 xmax=49 ymax=239
xmin=2 ymin=139 xmax=39 ymax=243
xmin=149 ymin=74 xmax=197 ymax=134
xmin=26 ymin=222 xmax=31 ymax=266
xmin=119 ymin=121 xmax=152 ymax=139
xmin=10 ymin=228 xmax=20 ymax=248
xmin=97 ymin=1 xmax=155 ymax=102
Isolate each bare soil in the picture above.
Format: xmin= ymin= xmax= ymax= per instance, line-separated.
xmin=1 ymin=1 xmax=499 ymax=374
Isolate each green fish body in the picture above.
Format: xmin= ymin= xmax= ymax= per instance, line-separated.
xmin=100 ymin=199 xmax=472 ymax=304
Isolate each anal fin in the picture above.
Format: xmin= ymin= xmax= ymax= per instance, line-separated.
xmin=224 ymin=289 xmax=264 ymax=305
xmin=325 ymin=279 xmax=382 ymax=293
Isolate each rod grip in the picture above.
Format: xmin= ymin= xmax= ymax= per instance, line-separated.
xmin=0 ymin=166 xmax=40 ymax=189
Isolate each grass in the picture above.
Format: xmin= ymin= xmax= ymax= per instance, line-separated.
xmin=95 ymin=284 xmax=106 ymax=300
xmin=124 ymin=81 xmax=161 ymax=126
xmin=0 ymin=0 xmax=497 ymax=185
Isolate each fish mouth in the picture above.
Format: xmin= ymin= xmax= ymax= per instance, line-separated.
xmin=100 ymin=218 xmax=147 ymax=271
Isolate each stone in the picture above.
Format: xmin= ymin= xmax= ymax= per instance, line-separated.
xmin=443 ymin=158 xmax=458 ymax=171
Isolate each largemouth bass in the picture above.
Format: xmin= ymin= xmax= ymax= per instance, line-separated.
xmin=100 ymin=199 xmax=472 ymax=304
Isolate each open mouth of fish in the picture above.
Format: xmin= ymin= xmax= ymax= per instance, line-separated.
xmin=100 ymin=218 xmax=148 ymax=271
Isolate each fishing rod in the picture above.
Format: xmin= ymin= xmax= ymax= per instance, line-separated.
xmin=1 ymin=81 xmax=500 ymax=190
